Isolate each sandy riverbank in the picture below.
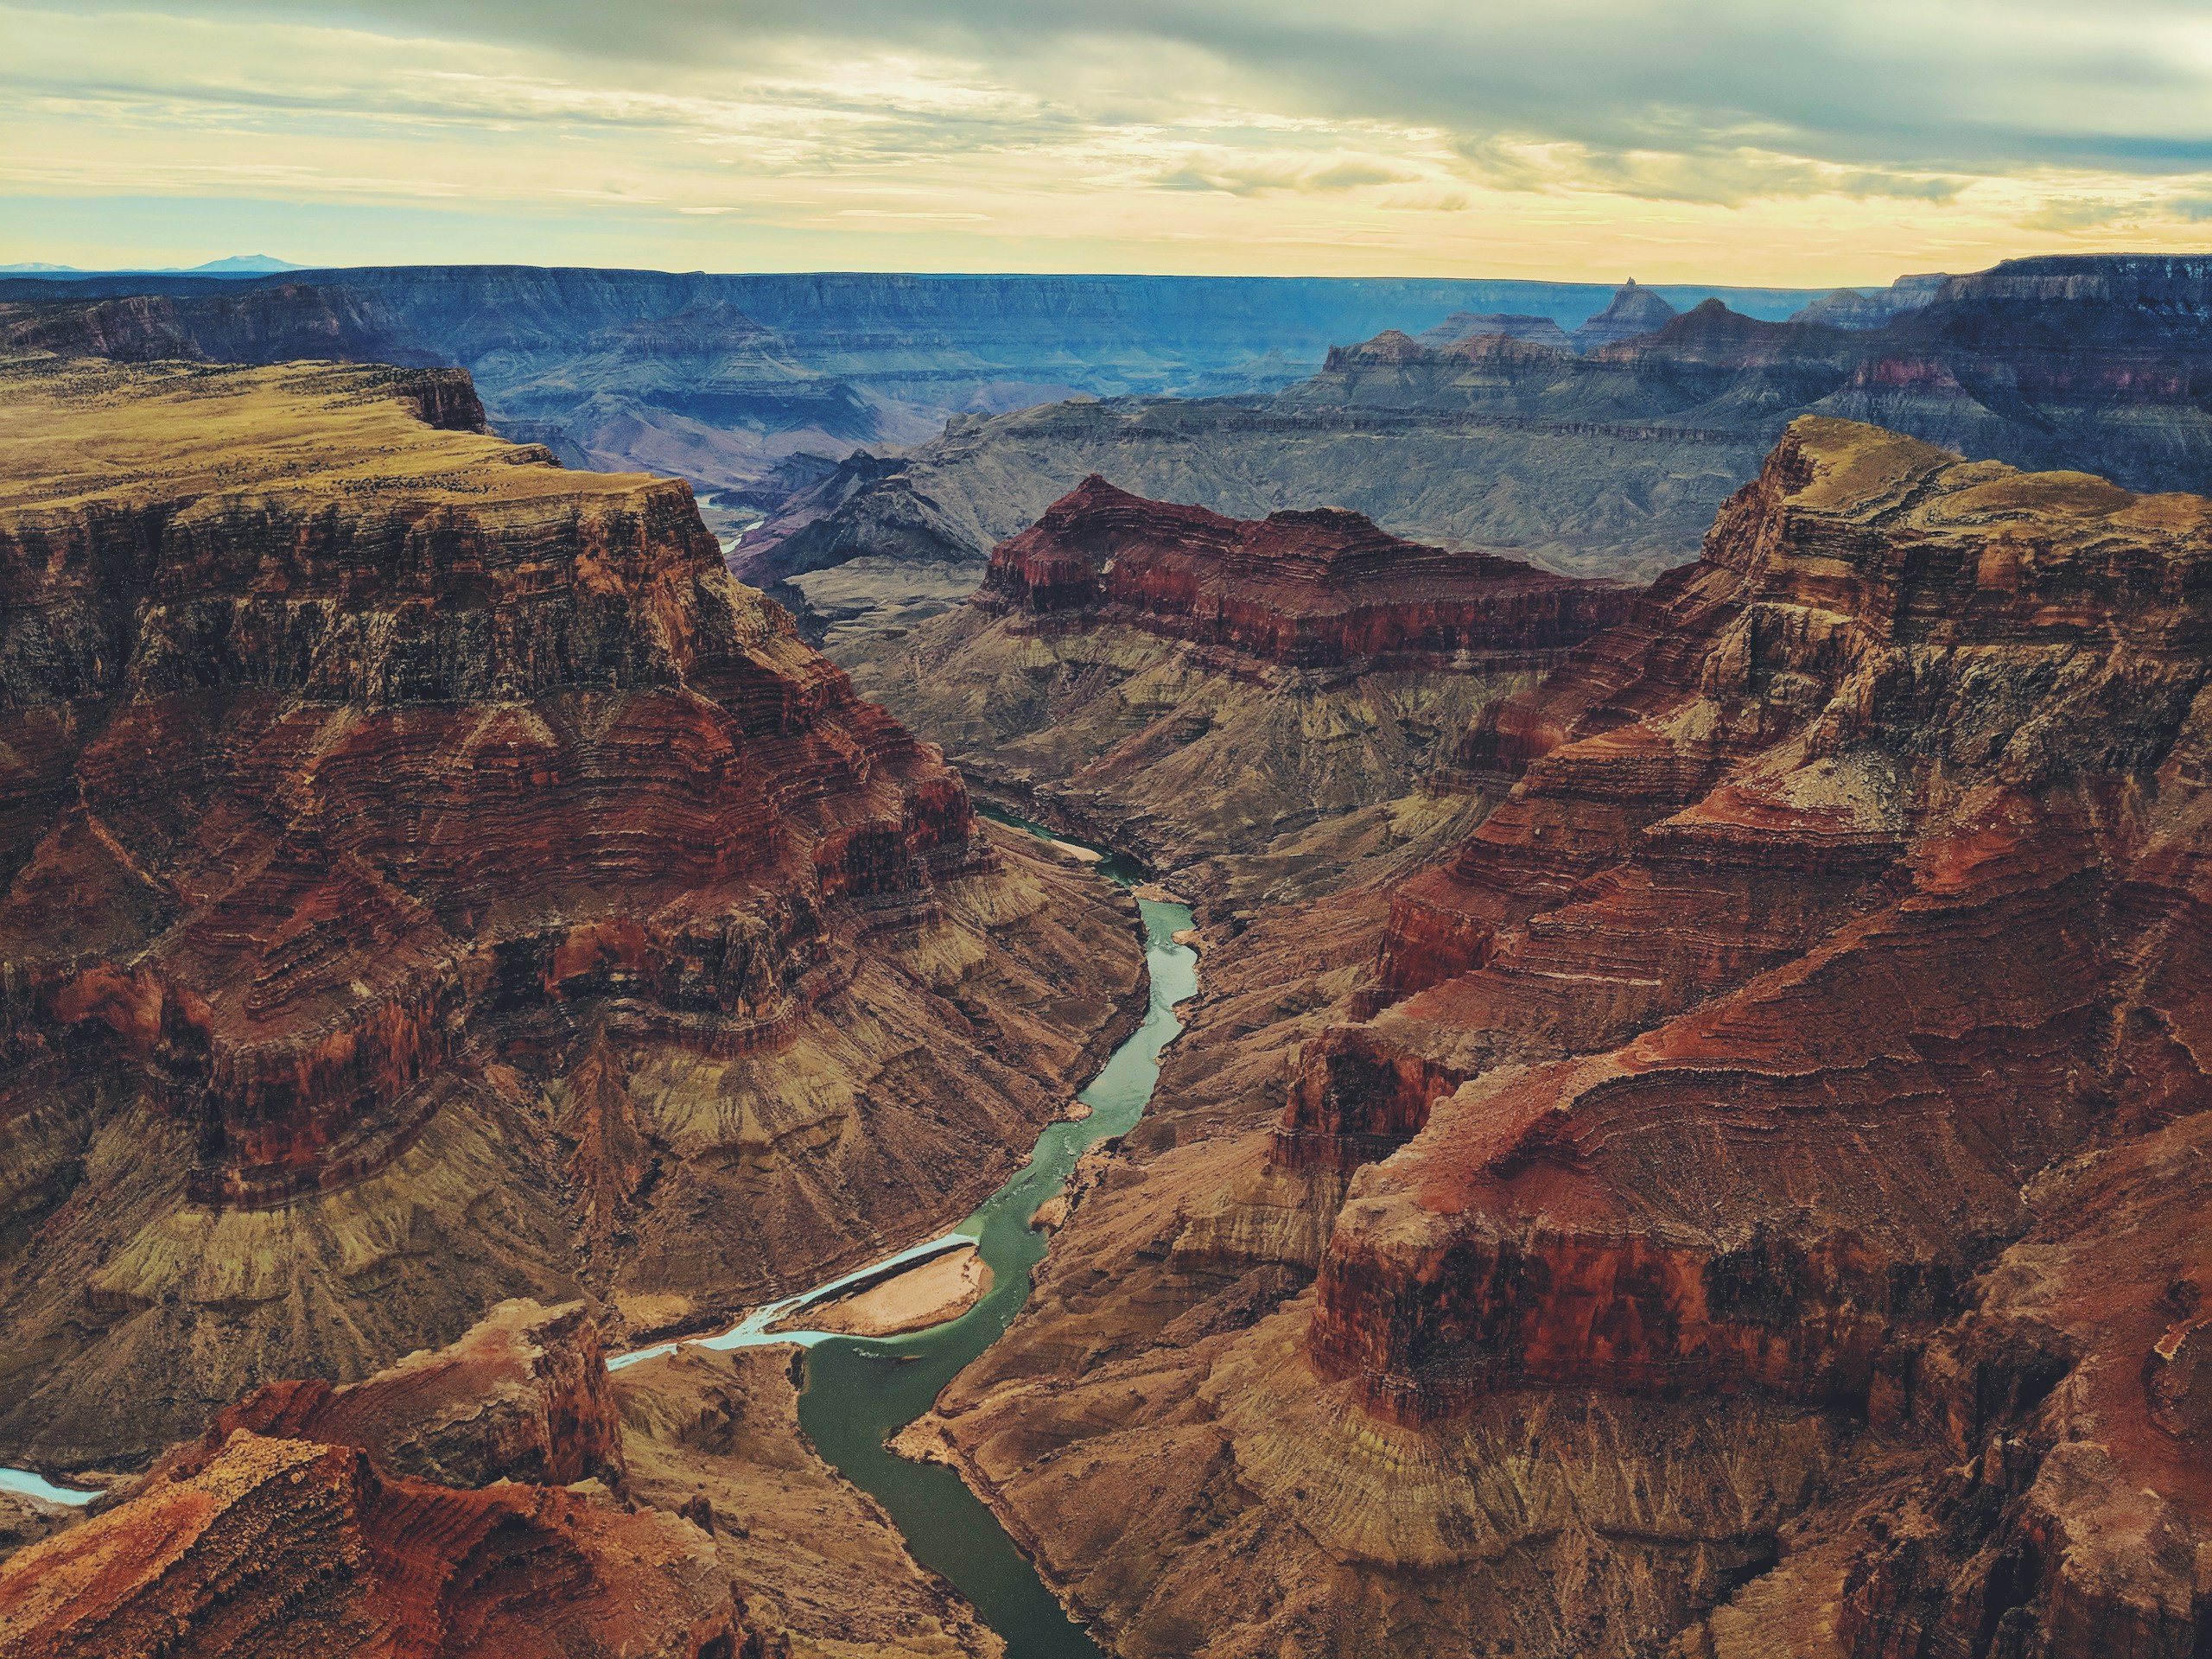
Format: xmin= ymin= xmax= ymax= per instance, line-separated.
xmin=769 ymin=1244 xmax=995 ymax=1338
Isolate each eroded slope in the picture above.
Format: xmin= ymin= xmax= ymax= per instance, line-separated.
xmin=0 ymin=356 xmax=1144 ymax=1470
xmin=848 ymin=477 xmax=1636 ymax=906
xmin=909 ymin=417 xmax=2212 ymax=1658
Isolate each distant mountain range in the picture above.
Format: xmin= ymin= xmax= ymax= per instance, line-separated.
xmin=0 ymin=254 xmax=303 ymax=276
xmin=13 ymin=251 xmax=2208 ymax=623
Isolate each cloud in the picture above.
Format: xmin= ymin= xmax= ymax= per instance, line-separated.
xmin=5 ymin=0 xmax=2212 ymax=276
xmin=1152 ymin=156 xmax=1413 ymax=195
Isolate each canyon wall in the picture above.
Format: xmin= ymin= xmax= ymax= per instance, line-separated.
xmin=747 ymin=254 xmax=2212 ymax=647
xmin=845 ymin=478 xmax=1637 ymax=903
xmin=0 ymin=269 xmax=1819 ymax=501
xmin=0 ymin=354 xmax=1144 ymax=1469
xmin=907 ymin=416 xmax=2212 ymax=1658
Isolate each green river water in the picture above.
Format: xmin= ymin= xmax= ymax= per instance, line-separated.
xmin=0 ymin=817 xmax=1198 ymax=1648
xmin=797 ymin=884 xmax=1195 ymax=1655
xmin=607 ymin=812 xmax=1197 ymax=1656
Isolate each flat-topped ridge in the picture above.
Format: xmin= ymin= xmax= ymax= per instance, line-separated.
xmin=976 ymin=476 xmax=1640 ymax=670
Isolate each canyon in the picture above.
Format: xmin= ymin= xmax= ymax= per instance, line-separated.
xmin=4 ymin=258 xmax=2211 ymax=1659
xmin=845 ymin=477 xmax=1637 ymax=908
xmin=0 ymin=270 xmax=1820 ymax=507
xmin=0 ymin=353 xmax=1143 ymax=1475
xmin=745 ymin=253 xmax=2212 ymax=642
xmin=895 ymin=416 xmax=2212 ymax=1658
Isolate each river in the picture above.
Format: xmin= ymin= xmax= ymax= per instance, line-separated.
xmin=615 ymin=813 xmax=1196 ymax=1656
xmin=8 ymin=817 xmax=1195 ymax=1656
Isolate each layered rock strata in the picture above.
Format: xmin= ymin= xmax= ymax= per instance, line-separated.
xmin=0 ymin=1300 xmax=757 ymax=1659
xmin=975 ymin=476 xmax=1635 ymax=670
xmin=0 ymin=267 xmax=1817 ymax=500
xmin=0 ymin=1297 xmax=1005 ymax=1657
xmin=848 ymin=479 xmax=1634 ymax=900
xmin=0 ymin=355 xmax=1145 ymax=1469
xmin=909 ymin=417 xmax=2212 ymax=1658
xmin=0 ymin=1432 xmax=759 ymax=1659
xmin=192 ymin=1297 xmax=627 ymax=1491
xmin=749 ymin=253 xmax=2212 ymax=645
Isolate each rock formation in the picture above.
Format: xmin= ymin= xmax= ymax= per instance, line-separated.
xmin=906 ymin=417 xmax=2212 ymax=1658
xmin=743 ymin=253 xmax=2212 ymax=642
xmin=0 ymin=1432 xmax=759 ymax=1659
xmin=1302 ymin=415 xmax=2212 ymax=1423
xmin=1570 ymin=278 xmax=1681 ymax=350
xmin=192 ymin=1298 xmax=627 ymax=1491
xmin=0 ymin=1297 xmax=1006 ymax=1657
xmin=846 ymin=479 xmax=1637 ymax=902
xmin=976 ymin=476 xmax=1634 ymax=668
xmin=1414 ymin=312 xmax=1578 ymax=351
xmin=0 ymin=354 xmax=1145 ymax=1471
xmin=1789 ymin=273 xmax=1949 ymax=329
xmin=0 ymin=269 xmax=1818 ymax=505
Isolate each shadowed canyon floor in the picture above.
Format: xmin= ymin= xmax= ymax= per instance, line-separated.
xmin=0 ymin=354 xmax=1146 ymax=1474
xmin=893 ymin=416 xmax=2212 ymax=1658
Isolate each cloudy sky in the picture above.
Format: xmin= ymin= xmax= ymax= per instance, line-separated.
xmin=6 ymin=0 xmax=2212 ymax=282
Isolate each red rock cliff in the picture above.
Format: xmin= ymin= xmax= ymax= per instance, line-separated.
xmin=1290 ymin=416 xmax=2212 ymax=1427
xmin=192 ymin=1298 xmax=625 ymax=1490
xmin=0 ymin=1301 xmax=778 ymax=1659
xmin=0 ymin=357 xmax=975 ymax=1212
xmin=0 ymin=356 xmax=1145 ymax=1470
xmin=975 ymin=475 xmax=1638 ymax=671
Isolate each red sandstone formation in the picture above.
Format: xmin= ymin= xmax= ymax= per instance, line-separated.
xmin=976 ymin=474 xmax=1637 ymax=670
xmin=0 ymin=356 xmax=1143 ymax=1468
xmin=851 ymin=478 xmax=1633 ymax=898
xmin=1299 ymin=416 xmax=2212 ymax=1424
xmin=896 ymin=415 xmax=2212 ymax=1659
xmin=0 ymin=1433 xmax=761 ymax=1659
xmin=1827 ymin=1107 xmax=2212 ymax=1659
xmin=190 ymin=1298 xmax=626 ymax=1491
xmin=0 ymin=357 xmax=970 ymax=1211
xmin=0 ymin=1302 xmax=775 ymax=1659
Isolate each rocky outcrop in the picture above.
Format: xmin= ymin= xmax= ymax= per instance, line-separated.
xmin=1790 ymin=273 xmax=1948 ymax=329
xmin=1306 ymin=416 xmax=2212 ymax=1423
xmin=1414 ymin=312 xmax=1578 ymax=351
xmin=0 ymin=355 xmax=1145 ymax=1468
xmin=2 ymin=1300 xmax=847 ymax=1659
xmin=0 ymin=1300 xmax=773 ymax=1659
xmin=0 ymin=1431 xmax=761 ymax=1659
xmin=1831 ymin=1113 xmax=2212 ymax=1659
xmin=1571 ymin=278 xmax=1681 ymax=350
xmin=1680 ymin=1107 xmax=2212 ymax=1659
xmin=847 ymin=481 xmax=1630 ymax=899
xmin=0 ymin=1294 xmax=1013 ymax=1659
xmin=192 ymin=1299 xmax=625 ymax=1491
xmin=911 ymin=416 xmax=2212 ymax=1659
xmin=976 ymin=476 xmax=1637 ymax=669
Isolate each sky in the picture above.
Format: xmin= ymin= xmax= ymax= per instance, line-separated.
xmin=5 ymin=0 xmax=2212 ymax=283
